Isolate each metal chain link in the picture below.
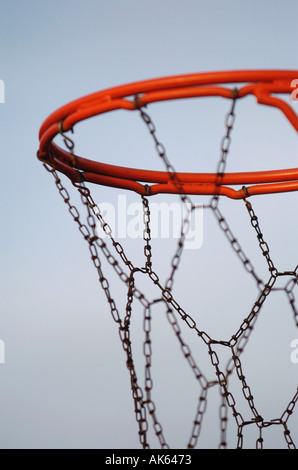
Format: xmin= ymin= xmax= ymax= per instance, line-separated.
xmin=141 ymin=195 xmax=153 ymax=273
xmin=123 ymin=271 xmax=150 ymax=448
xmin=243 ymin=197 xmax=278 ymax=276
xmin=143 ymin=302 xmax=169 ymax=448
xmin=210 ymin=204 xmax=264 ymax=288
xmin=208 ymin=94 xmax=264 ymax=289
xmin=219 ymin=393 xmax=229 ymax=449
xmin=44 ymin=143 xmax=152 ymax=449
xmin=135 ymin=99 xmax=193 ymax=293
xmin=210 ymin=89 xmax=238 ymax=207
xmin=285 ymin=275 xmax=298 ymax=326
xmin=135 ymin=98 xmax=273 ymax=447
xmin=279 ymin=387 xmax=298 ymax=449
xmin=133 ymin=99 xmax=297 ymax=449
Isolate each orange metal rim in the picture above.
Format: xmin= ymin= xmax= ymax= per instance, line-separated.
xmin=38 ymin=70 xmax=298 ymax=199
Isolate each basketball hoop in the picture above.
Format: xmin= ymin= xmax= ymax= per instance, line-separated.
xmin=37 ymin=70 xmax=298 ymax=449
xmin=38 ymin=70 xmax=298 ymax=198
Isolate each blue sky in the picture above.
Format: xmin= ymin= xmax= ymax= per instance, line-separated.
xmin=0 ymin=0 xmax=298 ymax=449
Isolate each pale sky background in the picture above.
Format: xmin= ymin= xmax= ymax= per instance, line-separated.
xmin=0 ymin=0 xmax=298 ymax=449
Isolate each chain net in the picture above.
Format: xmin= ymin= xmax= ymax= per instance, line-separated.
xmin=41 ymin=93 xmax=298 ymax=449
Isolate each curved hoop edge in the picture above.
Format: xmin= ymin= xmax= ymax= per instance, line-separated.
xmin=38 ymin=70 xmax=298 ymax=198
